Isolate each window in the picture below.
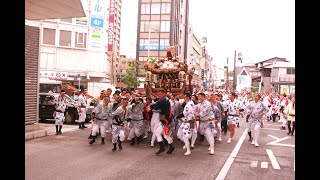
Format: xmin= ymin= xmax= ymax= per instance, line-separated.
xmin=40 ymin=52 xmax=55 ymax=69
xmin=42 ymin=28 xmax=56 ymax=45
xmin=59 ymin=30 xmax=72 ymax=47
xmin=286 ymin=68 xmax=295 ymax=74
xmin=140 ymin=39 xmax=159 ymax=50
xmin=139 ymin=57 xmax=148 ymax=61
xmin=160 ymin=21 xmax=170 ymax=32
xmin=75 ymin=32 xmax=87 ymax=48
xmin=60 ymin=18 xmax=73 ymax=23
xmin=161 ymin=3 xmax=171 ymax=14
xmin=250 ymin=71 xmax=260 ymax=76
xmin=140 ymin=21 xmax=148 ymax=32
xmin=149 ymin=21 xmax=160 ymax=32
xmin=160 ymin=39 xmax=169 ymax=50
xmin=141 ymin=21 xmax=161 ymax=32
xmin=151 ymin=3 xmax=161 ymax=14
xmin=141 ymin=3 xmax=151 ymax=14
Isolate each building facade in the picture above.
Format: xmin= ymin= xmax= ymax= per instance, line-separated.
xmin=186 ymin=25 xmax=202 ymax=89
xmin=107 ymin=0 xmax=123 ymax=84
xmin=238 ymin=57 xmax=295 ymax=94
xmin=269 ymin=62 xmax=295 ymax=94
xmin=26 ymin=0 xmax=123 ymax=97
xmin=25 ymin=0 xmax=85 ymax=126
xmin=114 ymin=55 xmax=136 ymax=88
xmin=135 ymin=0 xmax=189 ymax=89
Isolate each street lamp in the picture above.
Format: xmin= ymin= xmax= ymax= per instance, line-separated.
xmin=147 ymin=23 xmax=159 ymax=65
xmin=233 ymin=50 xmax=243 ymax=92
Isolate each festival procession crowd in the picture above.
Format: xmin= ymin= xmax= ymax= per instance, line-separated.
xmin=52 ymin=87 xmax=295 ymax=156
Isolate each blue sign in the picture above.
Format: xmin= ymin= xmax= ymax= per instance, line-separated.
xmin=201 ymin=69 xmax=204 ymax=79
xmin=139 ymin=44 xmax=169 ymax=51
xmin=90 ymin=17 xmax=104 ymax=28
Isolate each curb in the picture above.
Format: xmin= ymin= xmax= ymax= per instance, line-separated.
xmin=25 ymin=129 xmax=48 ymax=141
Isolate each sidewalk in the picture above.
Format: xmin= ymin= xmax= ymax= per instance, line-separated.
xmin=25 ymin=122 xmax=92 ymax=140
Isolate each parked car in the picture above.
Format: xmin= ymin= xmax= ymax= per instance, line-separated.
xmin=38 ymin=93 xmax=94 ymax=124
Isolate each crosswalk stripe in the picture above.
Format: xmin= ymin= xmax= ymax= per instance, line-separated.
xmin=261 ymin=162 xmax=268 ymax=169
xmin=266 ymin=149 xmax=281 ymax=170
xmin=250 ymin=161 xmax=258 ymax=168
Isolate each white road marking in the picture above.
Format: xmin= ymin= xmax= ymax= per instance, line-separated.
xmin=266 ymin=149 xmax=281 ymax=170
xmin=294 ymin=152 xmax=295 ymax=172
xmin=261 ymin=128 xmax=283 ymax=131
xmin=250 ymin=161 xmax=258 ymax=168
xmin=268 ymin=143 xmax=295 ymax=148
xmin=263 ymin=124 xmax=282 ymax=127
xmin=215 ymin=129 xmax=247 ymax=180
xmin=268 ymin=135 xmax=280 ymax=140
xmin=267 ymin=135 xmax=294 ymax=147
xmin=261 ymin=162 xmax=268 ymax=169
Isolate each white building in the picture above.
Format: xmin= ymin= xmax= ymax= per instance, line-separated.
xmin=25 ymin=0 xmax=123 ymax=97
xmin=186 ymin=25 xmax=202 ymax=87
xmin=25 ymin=0 xmax=86 ymax=126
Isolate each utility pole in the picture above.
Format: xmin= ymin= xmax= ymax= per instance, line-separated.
xmin=226 ymin=57 xmax=229 ymax=92
xmin=233 ymin=50 xmax=236 ymax=92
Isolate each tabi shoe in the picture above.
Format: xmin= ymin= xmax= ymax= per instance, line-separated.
xmin=137 ymin=135 xmax=143 ymax=144
xmin=184 ymin=150 xmax=191 ymax=156
xmin=166 ymin=144 xmax=175 ymax=154
xmin=130 ymin=138 xmax=135 ymax=145
xmin=89 ymin=136 xmax=96 ymax=145
xmin=156 ymin=141 xmax=165 ymax=155
xmin=118 ymin=141 xmax=122 ymax=150
xmin=112 ymin=143 xmax=117 ymax=151
xmin=88 ymin=133 xmax=93 ymax=139
xmin=209 ymin=147 xmax=215 ymax=155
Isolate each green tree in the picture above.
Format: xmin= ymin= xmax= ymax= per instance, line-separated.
xmin=122 ymin=60 xmax=141 ymax=89
xmin=148 ymin=57 xmax=157 ymax=65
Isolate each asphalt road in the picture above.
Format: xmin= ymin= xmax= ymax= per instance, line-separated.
xmin=25 ymin=117 xmax=295 ymax=180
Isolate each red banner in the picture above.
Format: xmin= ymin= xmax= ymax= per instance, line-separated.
xmin=108 ymin=0 xmax=115 ymax=51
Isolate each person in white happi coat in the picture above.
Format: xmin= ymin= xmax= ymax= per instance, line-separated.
xmin=225 ymin=92 xmax=242 ymax=144
xmin=208 ymin=94 xmax=224 ymax=142
xmin=177 ymin=93 xmax=197 ymax=155
xmin=263 ymin=93 xmax=273 ymax=121
xmin=195 ymin=93 xmax=216 ymax=155
xmin=53 ymin=90 xmax=68 ymax=135
xmin=77 ymin=88 xmax=89 ymax=129
xmin=234 ymin=94 xmax=244 ymax=127
xmin=88 ymin=90 xmax=106 ymax=139
xmin=150 ymin=108 xmax=160 ymax=147
xmin=89 ymin=96 xmax=112 ymax=145
xmin=246 ymin=94 xmax=267 ymax=147
xmin=245 ymin=97 xmax=254 ymax=141
xmin=127 ymin=97 xmax=145 ymax=145
xmin=111 ymin=99 xmax=129 ymax=151
xmin=279 ymin=105 xmax=287 ymax=130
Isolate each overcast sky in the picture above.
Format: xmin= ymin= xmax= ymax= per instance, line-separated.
xmin=120 ymin=0 xmax=295 ymax=68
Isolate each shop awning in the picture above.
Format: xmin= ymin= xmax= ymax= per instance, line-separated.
xmin=25 ymin=0 xmax=85 ymax=20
